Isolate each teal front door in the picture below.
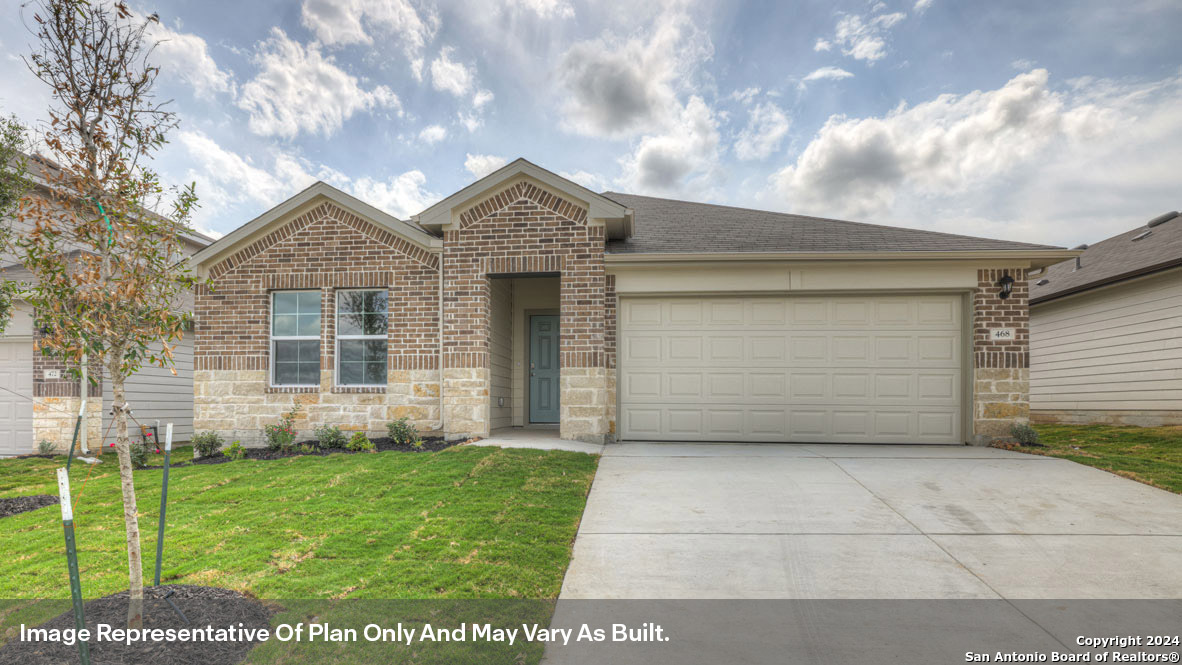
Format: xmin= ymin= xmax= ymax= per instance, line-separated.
xmin=529 ymin=315 xmax=560 ymax=423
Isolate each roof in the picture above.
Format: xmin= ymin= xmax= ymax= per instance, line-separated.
xmin=191 ymin=180 xmax=441 ymax=270
xmin=1030 ymin=211 xmax=1182 ymax=305
xmin=602 ymin=192 xmax=1061 ymax=255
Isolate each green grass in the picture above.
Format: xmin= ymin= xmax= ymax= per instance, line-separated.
xmin=0 ymin=444 xmax=599 ymax=662
xmin=1004 ymin=425 xmax=1182 ymax=494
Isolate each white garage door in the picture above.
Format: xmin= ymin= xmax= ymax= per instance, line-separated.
xmin=618 ymin=294 xmax=966 ymax=444
xmin=0 ymin=340 xmax=34 ymax=456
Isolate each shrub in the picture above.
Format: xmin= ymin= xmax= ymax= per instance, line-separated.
xmin=347 ymin=431 xmax=374 ymax=452
xmin=411 ymin=438 xmax=424 ymax=449
xmin=223 ymin=442 xmax=246 ymax=460
xmin=298 ymin=443 xmax=316 ymax=454
xmin=191 ymin=431 xmax=224 ymax=458
xmin=264 ymin=404 xmax=301 ymax=452
xmin=314 ymin=424 xmax=347 ymax=449
xmin=1010 ymin=422 xmax=1040 ymax=446
xmin=386 ymin=417 xmax=418 ymax=445
xmin=37 ymin=439 xmax=57 ymax=455
xmin=129 ymin=441 xmax=150 ymax=468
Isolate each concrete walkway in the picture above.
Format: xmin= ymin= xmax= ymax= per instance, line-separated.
xmin=467 ymin=427 xmax=605 ymax=454
xmin=560 ymin=442 xmax=1182 ymax=599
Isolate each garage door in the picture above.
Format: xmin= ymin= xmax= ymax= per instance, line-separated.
xmin=0 ymin=340 xmax=34 ymax=456
xmin=618 ymin=294 xmax=965 ymax=444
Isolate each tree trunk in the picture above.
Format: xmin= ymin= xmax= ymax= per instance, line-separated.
xmin=112 ymin=375 xmax=144 ymax=629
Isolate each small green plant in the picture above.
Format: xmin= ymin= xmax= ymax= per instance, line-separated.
xmin=265 ymin=404 xmax=302 ymax=452
xmin=37 ymin=439 xmax=57 ymax=455
xmin=386 ymin=417 xmax=418 ymax=445
xmin=223 ymin=442 xmax=246 ymax=460
xmin=314 ymin=424 xmax=347 ymax=449
xmin=298 ymin=443 xmax=316 ymax=454
xmin=129 ymin=441 xmax=150 ymax=469
xmin=1010 ymin=422 xmax=1041 ymax=446
xmin=191 ymin=431 xmax=224 ymax=458
xmin=347 ymin=431 xmax=374 ymax=452
xmin=411 ymin=437 xmax=425 ymax=449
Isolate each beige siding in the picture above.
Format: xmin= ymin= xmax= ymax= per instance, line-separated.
xmin=1031 ymin=268 xmax=1182 ymax=414
xmin=489 ymin=279 xmax=513 ymax=430
xmin=102 ymin=335 xmax=195 ymax=443
xmin=509 ymin=277 xmax=560 ymax=426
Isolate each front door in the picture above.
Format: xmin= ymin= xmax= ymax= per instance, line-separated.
xmin=529 ymin=315 xmax=560 ymax=423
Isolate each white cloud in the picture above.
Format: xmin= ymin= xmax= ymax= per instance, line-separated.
xmin=175 ymin=130 xmax=438 ymax=227
xmin=814 ymin=38 xmax=832 ymax=52
xmin=430 ymin=47 xmax=475 ymax=96
xmin=618 ymin=95 xmax=721 ymax=195
xmin=464 ymin=153 xmax=508 ymax=179
xmin=508 ymin=0 xmax=574 ymax=18
xmin=350 ymin=171 xmax=438 ymax=218
xmin=556 ymin=8 xmax=712 ymax=138
xmin=473 ymin=89 xmax=495 ymax=109
xmin=734 ymin=101 xmax=790 ymax=161
xmin=147 ymin=22 xmax=233 ymax=95
xmin=769 ymin=69 xmax=1182 ymax=245
xmin=418 ymin=124 xmax=447 ymax=144
xmin=729 ymin=87 xmax=760 ymax=104
xmin=1012 ymin=58 xmax=1036 ymax=70
xmin=913 ymin=0 xmax=934 ymax=13
xmin=237 ymin=29 xmax=400 ymax=138
xmin=300 ymin=0 xmax=437 ymax=76
xmin=802 ymin=66 xmax=855 ymax=83
xmin=830 ymin=11 xmax=906 ymax=62
xmin=559 ymin=169 xmax=609 ymax=191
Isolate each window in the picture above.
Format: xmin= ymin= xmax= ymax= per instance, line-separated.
xmin=336 ymin=290 xmax=388 ymax=386
xmin=271 ymin=291 xmax=320 ymax=386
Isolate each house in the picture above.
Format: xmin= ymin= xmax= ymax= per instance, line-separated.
xmin=1030 ymin=210 xmax=1182 ymax=427
xmin=189 ymin=159 xmax=1075 ymax=446
xmin=0 ymin=159 xmax=212 ymax=456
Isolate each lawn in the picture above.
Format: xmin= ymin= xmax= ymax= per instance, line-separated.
xmin=0 ymin=444 xmax=599 ymax=663
xmin=1004 ymin=424 xmax=1182 ymax=494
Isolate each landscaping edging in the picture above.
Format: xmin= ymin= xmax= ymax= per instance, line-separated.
xmin=184 ymin=436 xmax=460 ymax=466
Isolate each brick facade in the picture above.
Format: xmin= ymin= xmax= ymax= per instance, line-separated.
xmin=972 ymin=267 xmax=1031 ymax=439
xmin=31 ymin=325 xmax=102 ymax=452
xmin=193 ymin=201 xmax=442 ymax=444
xmin=441 ymin=179 xmax=609 ymax=442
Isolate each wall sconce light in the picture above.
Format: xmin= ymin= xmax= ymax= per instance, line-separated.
xmin=997 ymin=274 xmax=1015 ymax=300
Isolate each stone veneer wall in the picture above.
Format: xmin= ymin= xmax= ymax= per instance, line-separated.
xmin=32 ymin=325 xmax=102 ymax=452
xmin=973 ymin=267 xmax=1030 ymax=440
xmin=194 ymin=201 xmax=441 ymax=445
xmin=442 ymin=180 xmax=609 ymax=443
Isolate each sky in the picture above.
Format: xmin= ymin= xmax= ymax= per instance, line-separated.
xmin=1 ymin=0 xmax=1180 ymax=247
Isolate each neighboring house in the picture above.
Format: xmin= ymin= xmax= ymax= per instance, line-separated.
xmin=190 ymin=159 xmax=1075 ymax=446
xmin=0 ymin=158 xmax=212 ymax=456
xmin=1030 ymin=211 xmax=1182 ymax=427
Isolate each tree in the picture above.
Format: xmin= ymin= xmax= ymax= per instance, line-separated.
xmin=17 ymin=0 xmax=199 ymax=628
xmin=0 ymin=114 xmax=30 ymax=334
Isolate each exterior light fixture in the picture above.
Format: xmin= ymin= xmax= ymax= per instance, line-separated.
xmin=997 ymin=274 xmax=1015 ymax=300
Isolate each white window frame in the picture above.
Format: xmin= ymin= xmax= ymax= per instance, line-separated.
xmin=334 ymin=289 xmax=389 ymax=388
xmin=270 ymin=290 xmax=321 ymax=388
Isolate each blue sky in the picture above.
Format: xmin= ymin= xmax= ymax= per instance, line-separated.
xmin=1 ymin=0 xmax=1180 ymax=246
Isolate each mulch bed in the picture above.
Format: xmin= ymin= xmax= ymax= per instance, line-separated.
xmin=0 ymin=585 xmax=274 ymax=665
xmin=188 ymin=435 xmax=456 ymax=465
xmin=0 ymin=495 xmax=59 ymax=519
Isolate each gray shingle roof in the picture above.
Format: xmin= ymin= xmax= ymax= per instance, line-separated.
xmin=602 ymin=192 xmax=1060 ymax=254
xmin=1030 ymin=212 xmax=1182 ymax=304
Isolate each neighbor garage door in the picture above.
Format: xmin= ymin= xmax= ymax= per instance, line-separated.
xmin=618 ymin=294 xmax=965 ymax=443
xmin=0 ymin=340 xmax=34 ymax=456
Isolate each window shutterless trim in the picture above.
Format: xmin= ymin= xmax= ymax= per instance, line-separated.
xmin=334 ymin=288 xmax=389 ymax=388
xmin=269 ymin=290 xmax=321 ymax=388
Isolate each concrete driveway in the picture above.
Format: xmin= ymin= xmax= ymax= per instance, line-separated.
xmin=560 ymin=443 xmax=1182 ymax=599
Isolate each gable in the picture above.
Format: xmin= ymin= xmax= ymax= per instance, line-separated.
xmin=210 ymin=201 xmax=437 ymax=279
xmin=193 ymin=181 xmax=440 ymax=279
xmin=457 ymin=177 xmax=589 ymax=230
